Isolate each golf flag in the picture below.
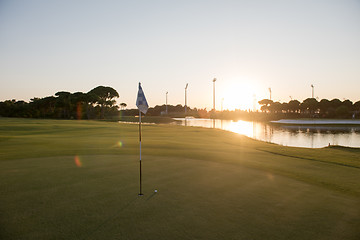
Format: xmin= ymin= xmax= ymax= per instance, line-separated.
xmin=136 ymin=82 xmax=148 ymax=196
xmin=136 ymin=83 xmax=149 ymax=114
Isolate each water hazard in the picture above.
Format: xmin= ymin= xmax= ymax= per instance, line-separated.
xmin=172 ymin=118 xmax=360 ymax=148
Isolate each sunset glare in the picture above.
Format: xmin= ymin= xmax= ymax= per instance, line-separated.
xmin=220 ymin=80 xmax=260 ymax=111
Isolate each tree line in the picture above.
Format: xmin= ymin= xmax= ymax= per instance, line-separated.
xmin=1 ymin=86 xmax=360 ymax=121
xmin=0 ymin=86 xmax=121 ymax=119
xmin=133 ymin=97 xmax=360 ymax=120
xmin=257 ymin=98 xmax=360 ymax=119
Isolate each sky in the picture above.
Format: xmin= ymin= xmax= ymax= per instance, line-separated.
xmin=1 ymin=0 xmax=359 ymax=110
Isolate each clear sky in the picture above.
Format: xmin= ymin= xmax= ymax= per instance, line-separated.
xmin=1 ymin=0 xmax=359 ymax=110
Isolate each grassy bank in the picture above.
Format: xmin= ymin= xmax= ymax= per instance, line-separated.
xmin=0 ymin=118 xmax=359 ymax=239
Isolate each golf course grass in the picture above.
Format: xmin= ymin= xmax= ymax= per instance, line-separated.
xmin=0 ymin=118 xmax=359 ymax=239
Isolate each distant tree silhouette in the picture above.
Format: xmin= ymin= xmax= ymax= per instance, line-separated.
xmin=342 ymin=99 xmax=353 ymax=109
xmin=300 ymin=98 xmax=319 ymax=115
xmin=354 ymin=101 xmax=360 ymax=111
xmin=71 ymin=92 xmax=87 ymax=119
xmin=0 ymin=99 xmax=29 ymax=117
xmin=84 ymin=92 xmax=98 ymax=119
xmin=29 ymin=96 xmax=56 ymax=118
xmin=269 ymin=101 xmax=282 ymax=113
xmin=319 ymin=99 xmax=330 ymax=117
xmin=88 ymin=86 xmax=119 ymax=119
xmin=258 ymin=99 xmax=273 ymax=112
xmin=55 ymin=91 xmax=72 ymax=118
xmin=330 ymin=98 xmax=342 ymax=109
xmin=2 ymin=88 xmax=360 ymax=120
xmin=288 ymin=100 xmax=300 ymax=113
xmin=120 ymin=103 xmax=127 ymax=110
xmin=336 ymin=105 xmax=351 ymax=118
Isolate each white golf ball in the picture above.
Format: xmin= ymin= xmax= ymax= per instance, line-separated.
xmin=154 ymin=189 xmax=158 ymax=193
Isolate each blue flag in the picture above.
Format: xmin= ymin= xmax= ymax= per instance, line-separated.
xmin=136 ymin=83 xmax=149 ymax=114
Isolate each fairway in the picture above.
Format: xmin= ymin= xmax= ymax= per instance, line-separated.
xmin=1 ymin=118 xmax=360 ymax=239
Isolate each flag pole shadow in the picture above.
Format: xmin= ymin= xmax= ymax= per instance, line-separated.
xmin=146 ymin=192 xmax=157 ymax=201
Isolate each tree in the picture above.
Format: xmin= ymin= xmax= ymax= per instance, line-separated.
xmin=354 ymin=101 xmax=360 ymax=119
xmin=336 ymin=106 xmax=351 ymax=118
xmin=330 ymin=98 xmax=342 ymax=109
xmin=38 ymin=96 xmax=56 ymax=117
xmin=120 ymin=103 xmax=127 ymax=110
xmin=29 ymin=97 xmax=56 ymax=118
xmin=84 ymin=92 xmax=98 ymax=119
xmin=258 ymin=99 xmax=273 ymax=113
xmin=71 ymin=92 xmax=87 ymax=119
xmin=88 ymin=86 xmax=119 ymax=119
xmin=55 ymin=91 xmax=72 ymax=118
xmin=288 ymin=100 xmax=300 ymax=113
xmin=342 ymin=99 xmax=353 ymax=109
xmin=0 ymin=99 xmax=30 ymax=117
xmin=300 ymin=98 xmax=319 ymax=115
xmin=281 ymin=102 xmax=289 ymax=113
xmin=354 ymin=101 xmax=360 ymax=111
xmin=269 ymin=101 xmax=282 ymax=113
xmin=319 ymin=99 xmax=330 ymax=117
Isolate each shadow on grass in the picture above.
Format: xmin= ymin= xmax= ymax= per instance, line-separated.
xmin=146 ymin=192 xmax=157 ymax=201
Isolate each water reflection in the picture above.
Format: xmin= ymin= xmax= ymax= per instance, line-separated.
xmin=172 ymin=118 xmax=360 ymax=148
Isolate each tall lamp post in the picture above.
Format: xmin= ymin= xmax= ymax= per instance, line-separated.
xmin=166 ymin=91 xmax=168 ymax=114
xmin=213 ymin=78 xmax=217 ymax=111
xmin=269 ymin=87 xmax=272 ymax=100
xmin=311 ymin=84 xmax=314 ymax=98
xmin=185 ymin=83 xmax=188 ymax=115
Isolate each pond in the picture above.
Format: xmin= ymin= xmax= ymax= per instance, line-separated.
xmin=172 ymin=118 xmax=360 ymax=148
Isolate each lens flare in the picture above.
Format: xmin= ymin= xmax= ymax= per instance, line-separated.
xmin=74 ymin=155 xmax=82 ymax=167
xmin=76 ymin=103 xmax=82 ymax=120
xmin=267 ymin=173 xmax=274 ymax=181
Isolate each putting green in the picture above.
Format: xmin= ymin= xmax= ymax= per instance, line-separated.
xmin=0 ymin=118 xmax=359 ymax=239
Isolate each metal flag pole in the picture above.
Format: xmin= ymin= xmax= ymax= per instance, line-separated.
xmin=139 ymin=110 xmax=143 ymax=196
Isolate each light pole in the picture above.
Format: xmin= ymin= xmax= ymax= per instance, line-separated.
xmin=269 ymin=87 xmax=272 ymax=100
xmin=166 ymin=91 xmax=168 ymax=114
xmin=253 ymin=94 xmax=256 ymax=112
xmin=213 ymin=78 xmax=217 ymax=111
xmin=185 ymin=83 xmax=188 ymax=115
xmin=311 ymin=84 xmax=314 ymax=98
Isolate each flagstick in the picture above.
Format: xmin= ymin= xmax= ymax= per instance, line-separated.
xmin=139 ymin=110 xmax=143 ymax=196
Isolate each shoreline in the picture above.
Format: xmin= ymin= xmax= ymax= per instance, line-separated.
xmin=271 ymin=119 xmax=360 ymax=125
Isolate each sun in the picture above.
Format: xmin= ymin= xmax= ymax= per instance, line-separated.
xmin=220 ymin=81 xmax=259 ymax=111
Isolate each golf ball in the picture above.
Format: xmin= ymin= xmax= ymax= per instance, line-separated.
xmin=154 ymin=189 xmax=158 ymax=193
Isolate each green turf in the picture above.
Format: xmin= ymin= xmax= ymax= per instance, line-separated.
xmin=0 ymin=118 xmax=359 ymax=239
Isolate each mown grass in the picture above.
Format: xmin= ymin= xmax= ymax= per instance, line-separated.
xmin=0 ymin=117 xmax=359 ymax=240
